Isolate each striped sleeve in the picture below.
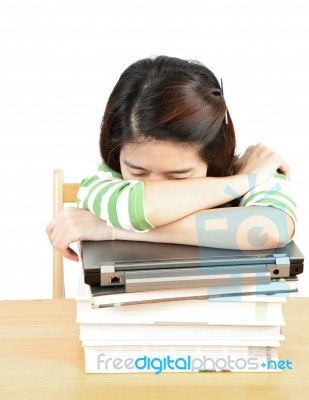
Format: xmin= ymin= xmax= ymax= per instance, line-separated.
xmin=77 ymin=163 xmax=154 ymax=232
xmin=239 ymin=173 xmax=297 ymax=224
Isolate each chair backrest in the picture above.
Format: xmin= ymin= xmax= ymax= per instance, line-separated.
xmin=53 ymin=169 xmax=80 ymax=298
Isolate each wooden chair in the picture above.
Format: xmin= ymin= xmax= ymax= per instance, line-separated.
xmin=53 ymin=170 xmax=80 ymax=298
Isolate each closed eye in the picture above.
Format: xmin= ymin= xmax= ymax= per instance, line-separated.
xmin=131 ymin=173 xmax=147 ymax=177
xmin=130 ymin=172 xmax=193 ymax=180
xmin=168 ymin=176 xmax=186 ymax=180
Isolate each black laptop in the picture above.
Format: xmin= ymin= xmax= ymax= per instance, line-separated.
xmin=79 ymin=240 xmax=304 ymax=293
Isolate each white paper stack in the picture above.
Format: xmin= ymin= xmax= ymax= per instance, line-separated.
xmin=75 ymin=270 xmax=296 ymax=374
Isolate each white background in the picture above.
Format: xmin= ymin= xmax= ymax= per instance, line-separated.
xmin=0 ymin=0 xmax=308 ymax=299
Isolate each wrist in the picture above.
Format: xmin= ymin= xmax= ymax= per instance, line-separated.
xmin=91 ymin=217 xmax=116 ymax=241
xmin=111 ymin=226 xmax=117 ymax=241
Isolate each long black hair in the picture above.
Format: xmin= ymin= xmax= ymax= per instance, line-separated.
xmin=100 ymin=55 xmax=237 ymax=177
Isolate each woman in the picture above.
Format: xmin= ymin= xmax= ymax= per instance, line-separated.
xmin=47 ymin=56 xmax=296 ymax=262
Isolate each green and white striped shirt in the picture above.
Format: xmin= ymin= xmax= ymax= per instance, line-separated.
xmin=77 ymin=164 xmax=297 ymax=232
xmin=77 ymin=163 xmax=154 ymax=232
xmin=239 ymin=172 xmax=297 ymax=223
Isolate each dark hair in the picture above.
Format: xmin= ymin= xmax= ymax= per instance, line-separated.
xmin=100 ymin=55 xmax=237 ymax=177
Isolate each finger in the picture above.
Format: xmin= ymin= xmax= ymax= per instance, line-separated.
xmin=48 ymin=227 xmax=70 ymax=253
xmin=62 ymin=247 xmax=79 ymax=262
xmin=52 ymin=234 xmax=79 ymax=261
xmin=50 ymin=227 xmax=79 ymax=261
xmin=46 ymin=218 xmax=55 ymax=236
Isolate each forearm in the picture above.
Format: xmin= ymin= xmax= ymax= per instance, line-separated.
xmin=78 ymin=171 xmax=258 ymax=231
xmin=79 ymin=145 xmax=292 ymax=232
xmin=143 ymin=174 xmax=257 ymax=227
xmin=115 ymin=206 xmax=295 ymax=250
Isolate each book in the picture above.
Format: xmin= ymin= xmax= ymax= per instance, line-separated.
xmin=76 ymin=293 xmax=286 ymax=326
xmin=88 ymin=277 xmax=298 ymax=308
xmin=82 ymin=337 xmax=283 ymax=347
xmin=75 ymin=269 xmax=294 ymax=374
xmin=78 ymin=322 xmax=284 ymax=341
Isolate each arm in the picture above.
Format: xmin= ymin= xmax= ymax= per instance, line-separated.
xmin=47 ymin=171 xmax=296 ymax=260
xmin=144 ymin=144 xmax=291 ymax=227
xmin=143 ymin=174 xmax=256 ymax=227
xmin=78 ymin=144 xmax=290 ymax=230
xmin=46 ymin=204 xmax=295 ymax=262
xmin=114 ymin=206 xmax=295 ymax=250
xmin=77 ymin=163 xmax=153 ymax=232
xmin=47 ymin=145 xmax=295 ymax=258
xmin=78 ymin=164 xmax=256 ymax=229
xmin=117 ymin=171 xmax=297 ymax=249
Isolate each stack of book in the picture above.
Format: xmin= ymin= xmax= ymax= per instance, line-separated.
xmin=75 ymin=269 xmax=298 ymax=374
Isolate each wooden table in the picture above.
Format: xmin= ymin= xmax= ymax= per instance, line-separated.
xmin=0 ymin=298 xmax=308 ymax=400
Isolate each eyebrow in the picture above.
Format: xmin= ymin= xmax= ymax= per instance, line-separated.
xmin=123 ymin=160 xmax=195 ymax=174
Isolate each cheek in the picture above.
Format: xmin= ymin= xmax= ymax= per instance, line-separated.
xmin=120 ymin=168 xmax=130 ymax=180
xmin=120 ymin=165 xmax=139 ymax=181
xmin=119 ymin=164 xmax=127 ymax=179
xmin=119 ymin=159 xmax=130 ymax=180
xmin=193 ymin=165 xmax=208 ymax=178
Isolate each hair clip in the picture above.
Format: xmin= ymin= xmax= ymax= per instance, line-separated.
xmin=220 ymin=78 xmax=229 ymax=125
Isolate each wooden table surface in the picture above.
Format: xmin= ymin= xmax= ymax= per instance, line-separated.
xmin=0 ymin=298 xmax=308 ymax=400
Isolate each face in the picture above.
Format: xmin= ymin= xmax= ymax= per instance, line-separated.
xmin=120 ymin=140 xmax=208 ymax=181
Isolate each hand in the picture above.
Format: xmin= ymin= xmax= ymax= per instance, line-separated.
xmin=234 ymin=143 xmax=290 ymax=185
xmin=46 ymin=207 xmax=114 ymax=262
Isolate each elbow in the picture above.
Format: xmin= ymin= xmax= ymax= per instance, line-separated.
xmin=195 ymin=206 xmax=296 ymax=251
xmin=274 ymin=213 xmax=295 ymax=248
xmin=231 ymin=206 xmax=295 ymax=250
xmin=240 ymin=209 xmax=296 ymax=250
